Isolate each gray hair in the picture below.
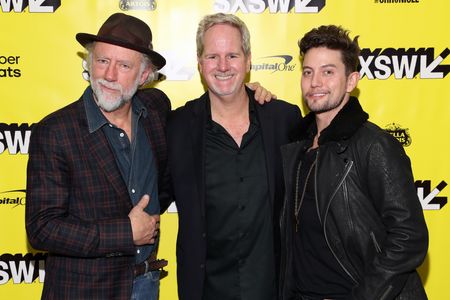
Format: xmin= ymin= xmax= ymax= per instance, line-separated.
xmin=196 ymin=13 xmax=251 ymax=57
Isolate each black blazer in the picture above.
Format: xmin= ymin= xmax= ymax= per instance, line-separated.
xmin=164 ymin=88 xmax=301 ymax=300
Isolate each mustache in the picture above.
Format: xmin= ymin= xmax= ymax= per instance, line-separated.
xmin=96 ymin=79 xmax=123 ymax=92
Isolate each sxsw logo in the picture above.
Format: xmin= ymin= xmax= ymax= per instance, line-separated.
xmin=0 ymin=123 xmax=33 ymax=155
xmin=0 ymin=0 xmax=60 ymax=13
xmin=252 ymin=55 xmax=296 ymax=73
xmin=416 ymin=180 xmax=447 ymax=210
xmin=0 ymin=190 xmax=26 ymax=208
xmin=213 ymin=0 xmax=326 ymax=14
xmin=359 ymin=48 xmax=450 ymax=79
xmin=0 ymin=253 xmax=47 ymax=284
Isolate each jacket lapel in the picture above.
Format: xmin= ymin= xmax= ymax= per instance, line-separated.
xmin=255 ymin=103 xmax=276 ymax=209
xmin=142 ymin=107 xmax=164 ymax=168
xmin=80 ymin=89 xmax=129 ymax=203
xmin=189 ymin=94 xmax=208 ymax=217
xmin=84 ymin=127 xmax=130 ymax=202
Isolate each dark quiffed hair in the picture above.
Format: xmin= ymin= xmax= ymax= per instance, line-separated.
xmin=298 ymin=25 xmax=360 ymax=75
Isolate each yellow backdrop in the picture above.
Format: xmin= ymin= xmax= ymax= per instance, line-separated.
xmin=1 ymin=0 xmax=448 ymax=299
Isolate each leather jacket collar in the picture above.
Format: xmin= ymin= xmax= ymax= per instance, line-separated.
xmin=297 ymin=96 xmax=369 ymax=145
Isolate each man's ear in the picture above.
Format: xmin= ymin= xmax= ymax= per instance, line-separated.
xmin=346 ymin=71 xmax=360 ymax=92
xmin=197 ymin=57 xmax=203 ymax=75
xmin=140 ymin=66 xmax=153 ymax=85
xmin=246 ymin=52 xmax=252 ymax=73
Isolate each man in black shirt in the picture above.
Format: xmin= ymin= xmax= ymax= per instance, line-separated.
xmin=165 ymin=13 xmax=301 ymax=300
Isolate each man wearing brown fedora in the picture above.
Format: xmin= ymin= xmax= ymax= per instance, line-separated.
xmin=25 ymin=12 xmax=273 ymax=300
xmin=25 ymin=13 xmax=169 ymax=300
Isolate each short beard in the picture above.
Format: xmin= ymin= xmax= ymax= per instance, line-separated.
xmin=307 ymin=92 xmax=346 ymax=114
xmin=91 ymin=78 xmax=139 ymax=112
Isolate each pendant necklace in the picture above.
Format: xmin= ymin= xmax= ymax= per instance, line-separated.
xmin=294 ymin=152 xmax=317 ymax=232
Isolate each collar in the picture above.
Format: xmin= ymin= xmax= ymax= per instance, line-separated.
xmin=297 ymin=96 xmax=369 ymax=144
xmin=83 ymin=86 xmax=148 ymax=133
xmin=205 ymin=87 xmax=258 ymax=126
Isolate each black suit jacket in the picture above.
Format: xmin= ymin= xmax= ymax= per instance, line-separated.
xmin=164 ymin=88 xmax=301 ymax=300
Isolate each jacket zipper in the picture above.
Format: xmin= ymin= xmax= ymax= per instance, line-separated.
xmin=370 ymin=231 xmax=382 ymax=253
xmin=317 ymin=150 xmax=359 ymax=285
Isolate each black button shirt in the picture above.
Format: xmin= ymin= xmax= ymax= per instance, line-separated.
xmin=203 ymin=99 xmax=276 ymax=300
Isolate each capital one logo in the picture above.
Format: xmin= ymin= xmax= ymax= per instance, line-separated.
xmin=252 ymin=55 xmax=296 ymax=73
xmin=359 ymin=48 xmax=450 ymax=80
xmin=213 ymin=0 xmax=326 ymax=14
xmin=0 ymin=190 xmax=26 ymax=207
xmin=0 ymin=0 xmax=60 ymax=13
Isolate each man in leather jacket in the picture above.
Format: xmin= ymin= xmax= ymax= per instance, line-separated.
xmin=279 ymin=25 xmax=428 ymax=300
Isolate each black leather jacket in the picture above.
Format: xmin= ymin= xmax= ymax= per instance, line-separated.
xmin=279 ymin=97 xmax=428 ymax=300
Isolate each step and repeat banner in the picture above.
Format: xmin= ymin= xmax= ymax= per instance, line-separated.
xmin=1 ymin=0 xmax=449 ymax=299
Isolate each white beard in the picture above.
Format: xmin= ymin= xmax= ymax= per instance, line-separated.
xmin=91 ymin=78 xmax=139 ymax=112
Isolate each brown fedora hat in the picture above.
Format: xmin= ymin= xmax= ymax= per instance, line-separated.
xmin=76 ymin=13 xmax=166 ymax=70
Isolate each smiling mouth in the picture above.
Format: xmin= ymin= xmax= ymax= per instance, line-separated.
xmin=215 ymin=74 xmax=233 ymax=80
xmin=308 ymin=91 xmax=328 ymax=98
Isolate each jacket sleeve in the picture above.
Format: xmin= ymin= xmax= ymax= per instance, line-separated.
xmin=157 ymin=97 xmax=173 ymax=214
xmin=25 ymin=120 xmax=135 ymax=258
xmin=351 ymin=133 xmax=428 ymax=299
xmin=158 ymin=160 xmax=174 ymax=213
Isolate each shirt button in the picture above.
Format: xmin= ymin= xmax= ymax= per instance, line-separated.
xmin=108 ymin=124 xmax=113 ymax=127
xmin=119 ymin=132 xmax=125 ymax=138
xmin=202 ymin=233 xmax=206 ymax=238
xmin=137 ymin=249 xmax=140 ymax=254
xmin=200 ymin=264 xmax=205 ymax=269
xmin=131 ymin=189 xmax=136 ymax=194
